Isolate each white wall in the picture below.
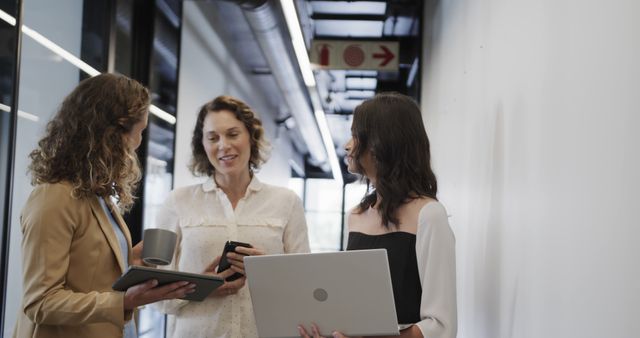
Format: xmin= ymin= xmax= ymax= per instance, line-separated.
xmin=175 ymin=1 xmax=298 ymax=189
xmin=421 ymin=1 xmax=640 ymax=337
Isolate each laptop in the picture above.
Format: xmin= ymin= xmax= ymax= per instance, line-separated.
xmin=244 ymin=249 xmax=399 ymax=338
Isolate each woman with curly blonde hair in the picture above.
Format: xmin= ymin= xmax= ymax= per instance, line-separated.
xmin=13 ymin=73 xmax=195 ymax=338
xmin=153 ymin=95 xmax=310 ymax=338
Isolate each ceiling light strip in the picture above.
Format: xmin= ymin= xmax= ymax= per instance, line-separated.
xmin=314 ymin=107 xmax=344 ymax=185
xmin=406 ymin=57 xmax=419 ymax=87
xmin=281 ymin=1 xmax=344 ymax=183
xmin=0 ymin=7 xmax=16 ymax=25
xmin=310 ymin=89 xmax=343 ymax=185
xmin=149 ymin=104 xmax=176 ymax=124
xmin=0 ymin=9 xmax=176 ymax=125
xmin=21 ymin=25 xmax=101 ymax=77
xmin=288 ymin=159 xmax=305 ymax=177
xmin=280 ymin=0 xmax=316 ymax=87
xmin=0 ymin=102 xmax=40 ymax=122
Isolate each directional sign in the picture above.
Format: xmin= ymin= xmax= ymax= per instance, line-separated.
xmin=310 ymin=40 xmax=399 ymax=71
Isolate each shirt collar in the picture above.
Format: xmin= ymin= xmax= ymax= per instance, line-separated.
xmin=202 ymin=175 xmax=263 ymax=193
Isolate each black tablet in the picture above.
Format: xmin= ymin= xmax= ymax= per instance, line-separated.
xmin=112 ymin=265 xmax=224 ymax=301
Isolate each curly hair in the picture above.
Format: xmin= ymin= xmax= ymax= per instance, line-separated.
xmin=189 ymin=95 xmax=270 ymax=176
xmin=28 ymin=73 xmax=150 ymax=211
xmin=351 ymin=92 xmax=438 ymax=228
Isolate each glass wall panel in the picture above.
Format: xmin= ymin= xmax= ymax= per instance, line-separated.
xmin=142 ymin=0 xmax=181 ymax=222
xmin=288 ymin=177 xmax=304 ymax=200
xmin=345 ymin=181 xmax=368 ymax=212
xmin=137 ymin=1 xmax=182 ymax=337
xmin=293 ymin=180 xmax=367 ymax=252
xmin=0 ymin=0 xmax=18 ymax=269
xmin=342 ymin=182 xmax=368 ymax=247
xmin=1 ymin=1 xmax=184 ymax=336
xmin=0 ymin=0 xmax=18 ymax=333
xmin=305 ymin=179 xmax=343 ymax=252
xmin=306 ymin=178 xmax=343 ymax=212
xmin=3 ymin=1 xmax=85 ymax=335
xmin=114 ymin=0 xmax=133 ymax=76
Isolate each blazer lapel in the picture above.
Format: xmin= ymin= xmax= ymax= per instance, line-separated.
xmin=89 ymin=196 xmax=127 ymax=273
xmin=108 ymin=201 xmax=134 ymax=266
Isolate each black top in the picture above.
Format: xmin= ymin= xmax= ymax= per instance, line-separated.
xmin=347 ymin=231 xmax=421 ymax=324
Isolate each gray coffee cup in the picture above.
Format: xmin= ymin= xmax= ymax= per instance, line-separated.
xmin=142 ymin=228 xmax=177 ymax=265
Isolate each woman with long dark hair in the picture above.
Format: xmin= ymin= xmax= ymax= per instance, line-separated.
xmin=300 ymin=92 xmax=457 ymax=338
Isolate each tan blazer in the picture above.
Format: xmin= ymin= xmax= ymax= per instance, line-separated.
xmin=13 ymin=182 xmax=134 ymax=338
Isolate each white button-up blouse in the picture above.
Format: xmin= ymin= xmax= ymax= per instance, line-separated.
xmin=152 ymin=176 xmax=310 ymax=338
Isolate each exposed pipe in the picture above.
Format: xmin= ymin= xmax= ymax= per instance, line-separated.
xmin=227 ymin=0 xmax=329 ymax=168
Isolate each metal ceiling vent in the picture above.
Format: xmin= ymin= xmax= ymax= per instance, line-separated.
xmin=227 ymin=0 xmax=328 ymax=168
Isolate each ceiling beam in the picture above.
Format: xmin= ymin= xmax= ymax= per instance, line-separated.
xmin=308 ymin=0 xmax=389 ymax=2
xmin=311 ymin=13 xmax=386 ymax=21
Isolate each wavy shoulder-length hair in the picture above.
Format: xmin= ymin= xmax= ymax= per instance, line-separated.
xmin=351 ymin=92 xmax=438 ymax=228
xmin=28 ymin=73 xmax=150 ymax=211
xmin=189 ymin=95 xmax=270 ymax=176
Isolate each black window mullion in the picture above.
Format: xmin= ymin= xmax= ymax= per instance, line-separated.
xmin=124 ymin=0 xmax=156 ymax=245
xmin=1 ymin=0 xmax=23 ymax=334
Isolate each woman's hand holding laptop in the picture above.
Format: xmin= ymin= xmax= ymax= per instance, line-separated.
xmin=298 ymin=322 xmax=424 ymax=338
xmin=298 ymin=323 xmax=354 ymax=338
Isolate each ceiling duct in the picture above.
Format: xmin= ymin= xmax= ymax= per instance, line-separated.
xmin=226 ymin=0 xmax=328 ymax=168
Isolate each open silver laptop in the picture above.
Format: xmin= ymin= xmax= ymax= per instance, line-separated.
xmin=244 ymin=249 xmax=399 ymax=338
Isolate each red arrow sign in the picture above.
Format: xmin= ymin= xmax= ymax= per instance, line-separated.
xmin=311 ymin=40 xmax=399 ymax=70
xmin=373 ymin=45 xmax=395 ymax=66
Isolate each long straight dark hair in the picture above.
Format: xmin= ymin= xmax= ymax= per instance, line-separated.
xmin=351 ymin=92 xmax=438 ymax=228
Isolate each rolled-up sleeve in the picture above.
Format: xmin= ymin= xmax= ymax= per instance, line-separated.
xmin=414 ymin=202 xmax=457 ymax=338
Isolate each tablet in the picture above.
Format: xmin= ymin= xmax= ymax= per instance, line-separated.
xmin=112 ymin=265 xmax=224 ymax=301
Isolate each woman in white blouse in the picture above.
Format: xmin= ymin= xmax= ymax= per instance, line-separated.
xmin=299 ymin=93 xmax=457 ymax=338
xmin=154 ymin=95 xmax=310 ymax=338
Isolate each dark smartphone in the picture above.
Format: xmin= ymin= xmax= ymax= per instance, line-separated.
xmin=217 ymin=240 xmax=252 ymax=281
